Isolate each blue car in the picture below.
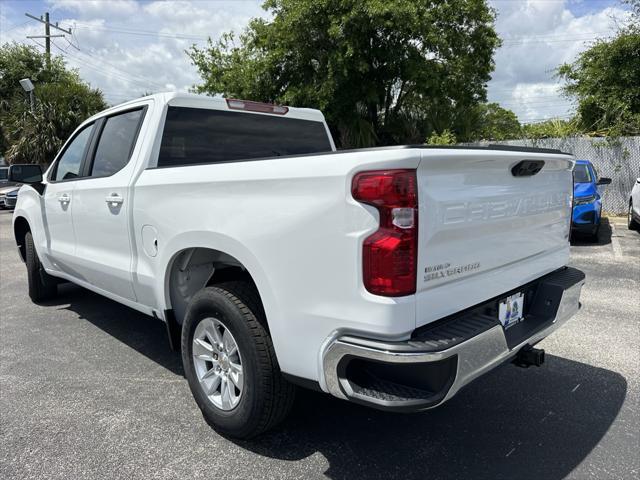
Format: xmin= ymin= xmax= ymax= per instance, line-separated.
xmin=572 ymin=159 xmax=611 ymax=240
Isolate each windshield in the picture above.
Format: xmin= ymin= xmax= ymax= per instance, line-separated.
xmin=573 ymin=164 xmax=592 ymax=183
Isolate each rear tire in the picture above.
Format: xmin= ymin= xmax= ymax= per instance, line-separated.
xmin=629 ymin=201 xmax=640 ymax=230
xmin=181 ymin=281 xmax=295 ymax=439
xmin=24 ymin=231 xmax=57 ymax=303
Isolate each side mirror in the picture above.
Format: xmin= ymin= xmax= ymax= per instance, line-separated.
xmin=597 ymin=177 xmax=612 ymax=185
xmin=8 ymin=164 xmax=43 ymax=184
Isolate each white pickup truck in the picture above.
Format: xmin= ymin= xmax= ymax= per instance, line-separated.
xmin=10 ymin=93 xmax=585 ymax=438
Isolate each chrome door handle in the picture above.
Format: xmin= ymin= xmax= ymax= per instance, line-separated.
xmin=58 ymin=194 xmax=71 ymax=203
xmin=105 ymin=193 xmax=124 ymax=205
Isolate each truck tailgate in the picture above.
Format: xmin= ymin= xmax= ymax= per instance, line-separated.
xmin=415 ymin=148 xmax=574 ymax=328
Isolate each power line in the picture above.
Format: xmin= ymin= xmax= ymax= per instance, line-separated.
xmin=67 ymin=20 xmax=615 ymax=45
xmin=60 ymin=25 xmax=183 ymax=90
xmin=70 ymin=45 xmax=166 ymax=89
xmin=72 ymin=23 xmax=209 ymax=41
xmin=50 ymin=40 xmax=163 ymax=91
xmin=0 ymin=20 xmax=30 ymax=35
xmin=24 ymin=12 xmax=164 ymax=91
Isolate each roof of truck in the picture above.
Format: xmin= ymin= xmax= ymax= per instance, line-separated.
xmin=97 ymin=92 xmax=326 ymax=123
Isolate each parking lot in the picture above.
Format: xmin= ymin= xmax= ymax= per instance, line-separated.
xmin=0 ymin=210 xmax=638 ymax=480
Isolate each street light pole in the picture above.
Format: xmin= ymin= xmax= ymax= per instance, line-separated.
xmin=19 ymin=79 xmax=36 ymax=112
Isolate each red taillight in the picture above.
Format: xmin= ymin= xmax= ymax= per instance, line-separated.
xmin=352 ymin=169 xmax=418 ymax=297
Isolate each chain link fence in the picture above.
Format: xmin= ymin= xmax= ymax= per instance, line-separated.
xmin=474 ymin=136 xmax=640 ymax=215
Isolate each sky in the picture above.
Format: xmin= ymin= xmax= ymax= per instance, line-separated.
xmin=0 ymin=0 xmax=633 ymax=124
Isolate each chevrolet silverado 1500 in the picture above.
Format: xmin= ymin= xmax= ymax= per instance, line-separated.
xmin=10 ymin=93 xmax=584 ymax=438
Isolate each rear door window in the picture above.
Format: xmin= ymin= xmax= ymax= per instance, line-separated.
xmin=157 ymin=107 xmax=332 ymax=167
xmin=90 ymin=109 xmax=144 ymax=177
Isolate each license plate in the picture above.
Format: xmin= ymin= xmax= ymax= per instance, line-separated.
xmin=498 ymin=292 xmax=524 ymax=329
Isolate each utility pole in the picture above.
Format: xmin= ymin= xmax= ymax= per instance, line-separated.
xmin=24 ymin=12 xmax=72 ymax=69
xmin=44 ymin=12 xmax=51 ymax=66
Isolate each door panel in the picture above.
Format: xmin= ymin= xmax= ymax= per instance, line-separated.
xmin=42 ymin=123 xmax=94 ymax=276
xmin=72 ymin=108 xmax=146 ymax=301
xmin=73 ymin=177 xmax=136 ymax=300
xmin=42 ymin=182 xmax=78 ymax=276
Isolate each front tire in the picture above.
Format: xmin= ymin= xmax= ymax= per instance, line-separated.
xmin=24 ymin=231 xmax=57 ymax=303
xmin=181 ymin=282 xmax=295 ymax=439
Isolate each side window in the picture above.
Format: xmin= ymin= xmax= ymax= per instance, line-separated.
xmin=53 ymin=125 xmax=93 ymax=181
xmin=91 ymin=109 xmax=144 ymax=178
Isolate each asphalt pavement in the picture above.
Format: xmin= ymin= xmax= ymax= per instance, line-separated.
xmin=1 ymin=210 xmax=638 ymax=480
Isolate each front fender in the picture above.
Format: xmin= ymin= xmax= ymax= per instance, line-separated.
xmin=12 ymin=186 xmax=50 ymax=268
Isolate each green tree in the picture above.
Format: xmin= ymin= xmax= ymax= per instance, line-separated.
xmin=521 ymin=118 xmax=579 ymax=139
xmin=557 ymin=28 xmax=640 ymax=135
xmin=189 ymin=0 xmax=500 ymax=148
xmin=469 ymin=102 xmax=521 ymax=141
xmin=426 ymin=129 xmax=457 ymax=145
xmin=623 ymin=0 xmax=639 ymax=33
xmin=0 ymin=43 xmax=106 ymax=164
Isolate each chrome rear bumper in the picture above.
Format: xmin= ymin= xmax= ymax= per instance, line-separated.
xmin=322 ymin=267 xmax=585 ymax=411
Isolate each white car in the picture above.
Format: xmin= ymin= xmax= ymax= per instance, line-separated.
xmin=10 ymin=93 xmax=584 ymax=438
xmin=629 ymin=178 xmax=640 ymax=230
xmin=0 ymin=184 xmax=19 ymax=209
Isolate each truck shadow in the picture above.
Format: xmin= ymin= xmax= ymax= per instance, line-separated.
xmin=248 ymin=359 xmax=627 ymax=480
xmin=46 ymin=283 xmax=185 ymax=376
xmin=48 ymin=284 xmax=627 ymax=480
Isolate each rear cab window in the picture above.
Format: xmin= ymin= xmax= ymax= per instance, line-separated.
xmin=157 ymin=106 xmax=333 ymax=167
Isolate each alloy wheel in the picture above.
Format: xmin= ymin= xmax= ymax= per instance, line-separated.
xmin=192 ymin=317 xmax=244 ymax=410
